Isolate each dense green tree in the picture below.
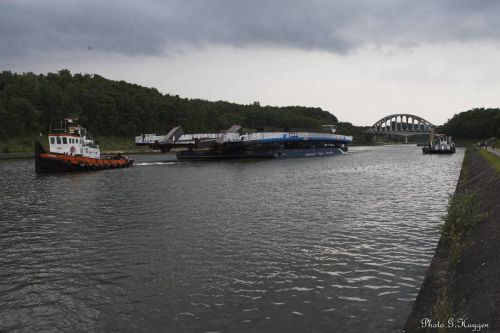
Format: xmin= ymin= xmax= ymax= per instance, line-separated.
xmin=336 ymin=122 xmax=372 ymax=144
xmin=440 ymin=108 xmax=500 ymax=139
xmin=0 ymin=70 xmax=340 ymax=138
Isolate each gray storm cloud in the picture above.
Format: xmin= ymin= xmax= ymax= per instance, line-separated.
xmin=1 ymin=0 xmax=500 ymax=62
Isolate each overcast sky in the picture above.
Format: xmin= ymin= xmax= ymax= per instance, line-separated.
xmin=2 ymin=0 xmax=500 ymax=126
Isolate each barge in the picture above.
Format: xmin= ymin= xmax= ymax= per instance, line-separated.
xmin=136 ymin=125 xmax=353 ymax=160
xmin=35 ymin=119 xmax=133 ymax=173
xmin=422 ymin=134 xmax=456 ymax=154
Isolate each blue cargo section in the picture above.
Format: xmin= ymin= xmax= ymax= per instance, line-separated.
xmin=136 ymin=125 xmax=354 ymax=158
xmin=259 ymin=134 xmax=352 ymax=144
xmin=240 ymin=132 xmax=353 ymax=145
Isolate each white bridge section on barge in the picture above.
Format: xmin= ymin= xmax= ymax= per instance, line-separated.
xmin=136 ymin=131 xmax=353 ymax=145
xmin=232 ymin=132 xmax=352 ymax=144
xmin=135 ymin=133 xmax=222 ymax=144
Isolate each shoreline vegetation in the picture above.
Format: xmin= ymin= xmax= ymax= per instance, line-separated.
xmin=478 ymin=148 xmax=500 ymax=173
xmin=0 ymin=69 xmax=342 ymax=147
xmin=404 ymin=147 xmax=500 ymax=332
xmin=1 ymin=70 xmax=499 ymax=153
xmin=0 ymin=135 xmax=146 ymax=155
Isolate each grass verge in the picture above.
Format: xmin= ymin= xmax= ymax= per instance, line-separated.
xmin=0 ymin=134 xmax=47 ymax=153
xmin=94 ymin=136 xmax=137 ymax=151
xmin=430 ymin=148 xmax=485 ymax=330
xmin=431 ymin=283 xmax=452 ymax=332
xmin=478 ymin=148 xmax=500 ymax=173
xmin=442 ymin=192 xmax=485 ymax=264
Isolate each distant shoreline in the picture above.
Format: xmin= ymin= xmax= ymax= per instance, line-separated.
xmin=0 ymin=150 xmax=167 ymax=160
xmin=0 ymin=152 xmax=34 ymax=159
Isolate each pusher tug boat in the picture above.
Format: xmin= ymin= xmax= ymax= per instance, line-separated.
xmin=35 ymin=118 xmax=133 ymax=173
xmin=422 ymin=134 xmax=456 ymax=154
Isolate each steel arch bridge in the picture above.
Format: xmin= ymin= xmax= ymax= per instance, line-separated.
xmin=367 ymin=114 xmax=435 ymax=143
xmin=369 ymin=114 xmax=435 ymax=133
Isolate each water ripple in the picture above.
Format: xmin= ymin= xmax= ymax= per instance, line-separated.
xmin=0 ymin=146 xmax=463 ymax=332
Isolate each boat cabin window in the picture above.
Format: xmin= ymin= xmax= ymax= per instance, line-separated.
xmin=50 ymin=137 xmax=55 ymax=144
xmin=56 ymin=137 xmax=61 ymax=144
xmin=63 ymin=137 xmax=67 ymax=144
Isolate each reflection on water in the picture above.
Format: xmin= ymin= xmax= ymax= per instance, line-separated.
xmin=0 ymin=145 xmax=463 ymax=332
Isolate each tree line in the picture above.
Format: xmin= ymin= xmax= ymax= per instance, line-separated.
xmin=440 ymin=108 xmax=500 ymax=139
xmin=0 ymin=70 xmax=339 ymax=138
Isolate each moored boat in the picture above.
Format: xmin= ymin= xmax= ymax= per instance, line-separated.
xmin=35 ymin=119 xmax=133 ymax=173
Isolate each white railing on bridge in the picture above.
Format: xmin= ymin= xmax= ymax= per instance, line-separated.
xmin=178 ymin=133 xmax=222 ymax=141
xmin=137 ymin=131 xmax=353 ymax=144
xmin=136 ymin=133 xmax=222 ymax=144
xmin=222 ymin=132 xmax=352 ymax=143
xmin=135 ymin=134 xmax=167 ymax=144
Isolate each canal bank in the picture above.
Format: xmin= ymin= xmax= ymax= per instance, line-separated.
xmin=404 ymin=149 xmax=500 ymax=332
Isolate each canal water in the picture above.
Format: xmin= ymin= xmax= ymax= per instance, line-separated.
xmin=0 ymin=145 xmax=463 ymax=332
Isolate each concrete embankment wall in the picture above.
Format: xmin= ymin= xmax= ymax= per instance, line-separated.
xmin=404 ymin=149 xmax=500 ymax=332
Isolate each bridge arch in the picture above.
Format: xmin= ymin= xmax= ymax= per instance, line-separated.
xmin=368 ymin=114 xmax=435 ymax=143
xmin=368 ymin=114 xmax=435 ymax=134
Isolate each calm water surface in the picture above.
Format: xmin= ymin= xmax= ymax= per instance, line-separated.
xmin=0 ymin=145 xmax=463 ymax=332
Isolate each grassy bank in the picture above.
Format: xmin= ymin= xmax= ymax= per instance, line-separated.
xmin=429 ymin=150 xmax=486 ymax=329
xmin=442 ymin=192 xmax=485 ymax=264
xmin=94 ymin=136 xmax=138 ymax=151
xmin=0 ymin=135 xmax=137 ymax=153
xmin=478 ymin=148 xmax=500 ymax=173
xmin=453 ymin=138 xmax=500 ymax=148
xmin=0 ymin=134 xmax=47 ymax=153
xmin=405 ymin=148 xmax=500 ymax=332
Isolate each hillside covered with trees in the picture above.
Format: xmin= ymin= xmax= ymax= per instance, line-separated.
xmin=0 ymin=70 xmax=339 ymax=139
xmin=440 ymin=108 xmax=500 ymax=139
